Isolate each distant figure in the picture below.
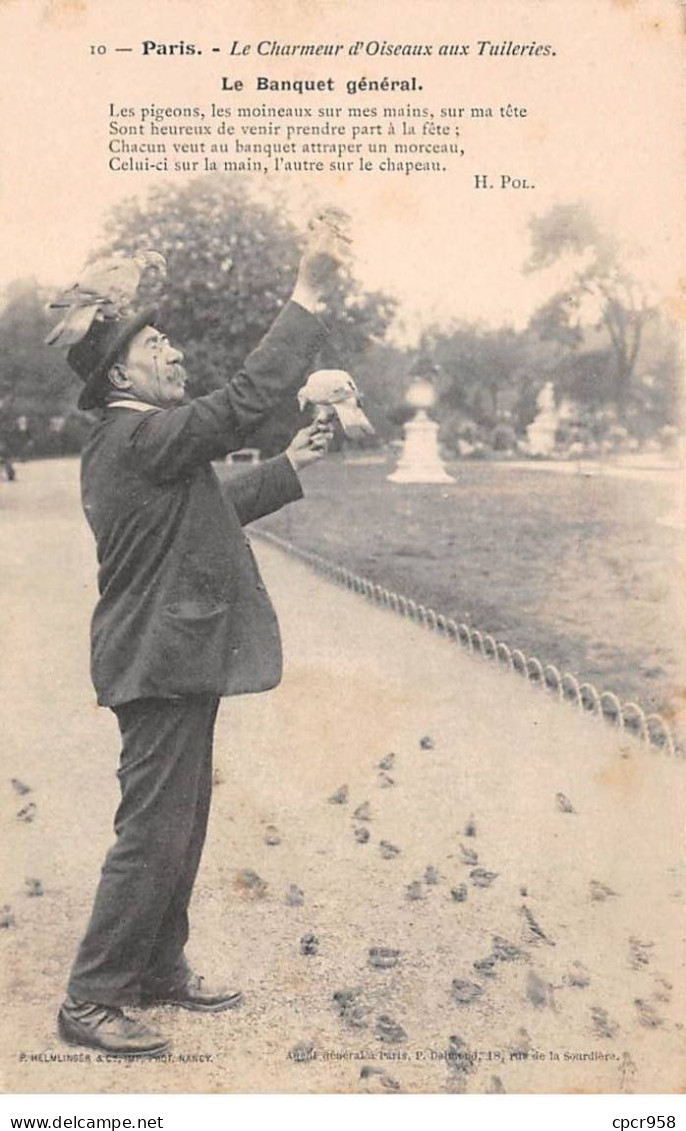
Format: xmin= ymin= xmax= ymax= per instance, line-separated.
xmin=0 ymin=440 xmax=16 ymax=482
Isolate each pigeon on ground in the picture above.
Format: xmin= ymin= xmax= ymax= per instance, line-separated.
xmin=526 ymin=969 xmax=551 ymax=1008
xmin=419 ymin=735 xmax=435 ymax=750
xmin=470 ymin=867 xmax=497 ymax=888
xmin=368 ymin=947 xmax=400 ymax=970
xmin=451 ymin=979 xmax=484 ymax=1005
xmin=628 ymin=937 xmax=653 ymax=969
xmin=450 ymin=884 xmax=468 ymax=902
xmin=353 ymin=801 xmax=371 ymax=822
xmin=284 ymin=884 xmax=304 ymax=907
xmin=634 ymin=998 xmax=664 ymax=1029
xmin=16 ymin=802 xmax=37 ymax=823
xmin=45 ymin=250 xmax=167 ymax=348
xmin=289 ymin=1041 xmax=315 ymax=1062
xmin=25 ymin=878 xmax=43 ymax=898
xmin=405 ymin=881 xmax=424 ymax=901
xmin=10 ymin=778 xmax=31 ymax=796
xmin=464 ymin=815 xmax=477 ymax=837
xmin=297 ymin=370 xmax=374 ymax=442
xmin=424 ymin=865 xmax=440 ymax=885
xmin=555 ymin=792 xmax=576 ymax=813
xmin=563 ymin=961 xmax=591 ymax=988
xmin=379 ymin=840 xmax=400 ymax=859
xmin=378 ymin=753 xmax=395 ymax=771
xmin=511 ymin=1027 xmax=532 ymax=1055
xmin=458 ymin=843 xmax=478 ymax=867
xmin=333 ymin=988 xmax=369 ymax=1029
xmin=360 ymin=1066 xmax=401 ymax=1092
xmin=300 ymin=933 xmax=319 ymax=956
xmin=328 ymin=784 xmax=348 ymax=805
xmin=234 ymin=869 xmax=267 ymax=899
xmin=377 ymin=772 xmax=395 ymax=789
xmin=375 ymin=1014 xmax=407 ymax=1043
xmin=264 ymin=825 xmax=281 ymax=846
xmin=491 ymin=936 xmax=527 ymax=963
xmin=653 ymin=976 xmax=672 ymax=1002
xmin=473 ymin=955 xmax=498 ymax=979
xmin=520 ymin=904 xmax=555 ymax=946
xmin=590 ymin=1005 xmax=619 ymax=1039
xmin=445 ymin=1035 xmax=476 ymax=1086
xmin=0 ymin=905 xmax=15 ymax=929
xmin=353 ymin=826 xmax=370 ymax=844
xmin=619 ymin=1051 xmax=638 ymax=1092
xmin=590 ymin=880 xmax=618 ymax=902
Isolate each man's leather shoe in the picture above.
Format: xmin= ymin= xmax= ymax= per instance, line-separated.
xmin=141 ymin=972 xmax=243 ymax=1013
xmin=58 ymin=997 xmax=170 ymax=1058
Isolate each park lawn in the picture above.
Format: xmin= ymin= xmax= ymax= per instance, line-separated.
xmin=230 ymin=455 xmax=683 ymax=719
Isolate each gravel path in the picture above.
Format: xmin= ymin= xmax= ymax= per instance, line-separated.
xmin=1 ymin=460 xmax=684 ymax=1094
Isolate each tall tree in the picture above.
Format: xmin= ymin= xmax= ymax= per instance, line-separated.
xmin=0 ymin=279 xmax=91 ymax=456
xmin=0 ymin=279 xmax=74 ymax=415
xmin=422 ymin=322 xmax=535 ymax=425
xmin=525 ymin=203 xmax=654 ymax=419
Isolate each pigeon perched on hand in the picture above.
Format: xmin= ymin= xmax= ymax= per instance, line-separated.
xmin=308 ymin=206 xmax=353 ymax=245
xmin=45 ymin=249 xmax=167 ymax=348
xmin=297 ymin=370 xmax=374 ymax=442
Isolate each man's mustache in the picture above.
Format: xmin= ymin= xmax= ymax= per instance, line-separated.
xmin=168 ymin=363 xmax=188 ymax=383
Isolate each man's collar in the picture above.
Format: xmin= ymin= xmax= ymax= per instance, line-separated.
xmin=107 ymin=399 xmax=159 ymax=413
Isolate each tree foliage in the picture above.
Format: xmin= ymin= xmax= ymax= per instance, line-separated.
xmin=0 ymin=279 xmax=89 ymax=456
xmin=420 ymin=321 xmax=558 ymax=430
xmin=0 ymin=280 xmax=74 ymax=413
xmin=525 ymin=203 xmax=655 ymax=418
xmin=100 ymin=176 xmax=397 ymax=453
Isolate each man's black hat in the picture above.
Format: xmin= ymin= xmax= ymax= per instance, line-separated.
xmin=68 ymin=307 xmax=158 ymax=410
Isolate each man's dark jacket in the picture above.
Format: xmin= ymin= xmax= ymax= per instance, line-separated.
xmin=80 ymin=301 xmax=326 ymax=707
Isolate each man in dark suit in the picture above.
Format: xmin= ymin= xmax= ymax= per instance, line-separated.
xmin=49 ymin=221 xmax=346 ymax=1058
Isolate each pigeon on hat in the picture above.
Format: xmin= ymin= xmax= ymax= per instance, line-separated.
xmin=45 ymin=250 xmax=166 ymax=410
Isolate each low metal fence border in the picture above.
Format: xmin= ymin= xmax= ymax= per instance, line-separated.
xmin=254 ymin=529 xmax=678 ymax=757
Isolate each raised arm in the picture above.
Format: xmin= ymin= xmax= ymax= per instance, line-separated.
xmin=126 ymin=219 xmax=348 ymax=482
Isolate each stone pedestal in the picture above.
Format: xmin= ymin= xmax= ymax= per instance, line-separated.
xmin=388 ymin=411 xmax=455 ymax=485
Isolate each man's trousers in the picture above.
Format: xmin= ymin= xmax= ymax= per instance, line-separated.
xmin=67 ymin=694 xmax=220 ymax=1007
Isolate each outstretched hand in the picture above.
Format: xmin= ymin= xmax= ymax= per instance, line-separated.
xmin=292 ymin=209 xmax=353 ymax=311
xmin=286 ymin=421 xmax=334 ymax=472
